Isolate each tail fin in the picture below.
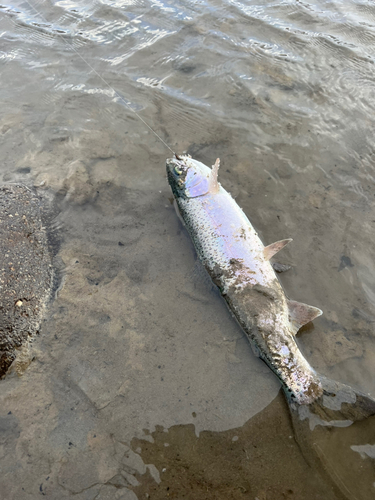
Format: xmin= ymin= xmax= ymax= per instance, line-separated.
xmin=292 ymin=375 xmax=375 ymax=425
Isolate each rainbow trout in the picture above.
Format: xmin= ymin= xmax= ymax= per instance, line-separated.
xmin=167 ymin=154 xmax=375 ymax=423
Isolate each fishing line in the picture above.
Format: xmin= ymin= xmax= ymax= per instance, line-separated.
xmin=22 ymin=0 xmax=176 ymax=156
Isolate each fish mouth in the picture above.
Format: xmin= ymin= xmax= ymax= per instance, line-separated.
xmin=167 ymin=154 xmax=187 ymax=167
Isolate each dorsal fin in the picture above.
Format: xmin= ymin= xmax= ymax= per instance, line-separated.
xmin=264 ymin=238 xmax=292 ymax=260
xmin=287 ymin=300 xmax=323 ymax=335
xmin=209 ymin=158 xmax=220 ymax=194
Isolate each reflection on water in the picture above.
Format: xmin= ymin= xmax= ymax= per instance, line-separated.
xmin=1 ymin=0 xmax=375 ymax=498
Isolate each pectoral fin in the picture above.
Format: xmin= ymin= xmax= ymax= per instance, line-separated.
xmin=288 ymin=300 xmax=323 ymax=335
xmin=173 ymin=199 xmax=185 ymax=226
xmin=264 ymin=238 xmax=293 ymax=260
xmin=208 ymin=158 xmax=220 ymax=194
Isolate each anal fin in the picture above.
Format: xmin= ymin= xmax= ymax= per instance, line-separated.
xmin=288 ymin=300 xmax=323 ymax=335
xmin=264 ymin=238 xmax=292 ymax=260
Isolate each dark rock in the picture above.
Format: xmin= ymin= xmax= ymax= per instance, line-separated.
xmin=272 ymin=262 xmax=292 ymax=273
xmin=0 ymin=184 xmax=53 ymax=377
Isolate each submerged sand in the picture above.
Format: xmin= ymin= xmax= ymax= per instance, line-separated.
xmin=1 ymin=1 xmax=375 ymax=499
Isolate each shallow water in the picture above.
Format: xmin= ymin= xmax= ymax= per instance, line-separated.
xmin=1 ymin=0 xmax=375 ymax=498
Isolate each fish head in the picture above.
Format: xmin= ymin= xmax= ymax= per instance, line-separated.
xmin=166 ymin=155 xmax=212 ymax=198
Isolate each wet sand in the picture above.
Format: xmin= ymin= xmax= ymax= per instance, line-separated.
xmin=131 ymin=394 xmax=344 ymax=500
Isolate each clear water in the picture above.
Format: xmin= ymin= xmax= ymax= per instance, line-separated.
xmin=1 ymin=0 xmax=375 ymax=498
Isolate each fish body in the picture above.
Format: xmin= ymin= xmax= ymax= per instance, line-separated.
xmin=167 ymin=155 xmax=321 ymax=404
xmin=167 ymin=155 xmax=375 ymax=421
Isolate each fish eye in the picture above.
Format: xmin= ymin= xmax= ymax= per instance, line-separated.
xmin=174 ymin=166 xmax=183 ymax=175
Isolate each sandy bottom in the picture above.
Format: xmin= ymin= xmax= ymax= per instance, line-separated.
xmin=1 ymin=0 xmax=375 ymax=498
